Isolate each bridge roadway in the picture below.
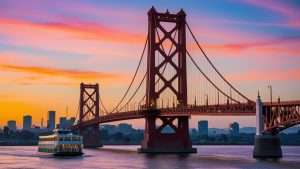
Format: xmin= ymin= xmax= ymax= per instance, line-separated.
xmin=71 ymin=102 xmax=255 ymax=129
xmin=70 ymin=100 xmax=300 ymax=130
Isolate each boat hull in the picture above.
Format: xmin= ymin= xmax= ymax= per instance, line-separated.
xmin=53 ymin=152 xmax=84 ymax=156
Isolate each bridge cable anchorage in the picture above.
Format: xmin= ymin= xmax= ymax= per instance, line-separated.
xmin=116 ymin=72 xmax=147 ymax=113
xmin=105 ymin=37 xmax=148 ymax=114
xmin=185 ymin=21 xmax=253 ymax=104
xmin=138 ymin=30 xmax=178 ymax=107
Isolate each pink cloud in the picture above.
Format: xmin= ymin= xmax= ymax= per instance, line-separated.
xmin=227 ymin=68 xmax=300 ymax=81
xmin=0 ymin=17 xmax=145 ymax=61
xmin=0 ymin=18 xmax=145 ymax=45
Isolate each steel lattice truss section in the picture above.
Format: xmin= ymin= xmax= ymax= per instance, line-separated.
xmin=79 ymin=83 xmax=100 ymax=123
xmin=263 ymin=101 xmax=300 ymax=134
xmin=146 ymin=8 xmax=187 ymax=108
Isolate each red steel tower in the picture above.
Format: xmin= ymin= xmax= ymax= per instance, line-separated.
xmin=139 ymin=7 xmax=196 ymax=153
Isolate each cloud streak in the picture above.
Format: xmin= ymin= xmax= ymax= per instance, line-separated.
xmin=0 ymin=64 xmax=122 ymax=80
xmin=228 ymin=68 xmax=300 ymax=81
xmin=0 ymin=17 xmax=145 ymax=45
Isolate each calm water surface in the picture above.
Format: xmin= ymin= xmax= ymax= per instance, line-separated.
xmin=0 ymin=145 xmax=299 ymax=169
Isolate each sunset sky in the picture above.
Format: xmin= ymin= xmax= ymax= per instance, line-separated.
xmin=0 ymin=0 xmax=299 ymax=129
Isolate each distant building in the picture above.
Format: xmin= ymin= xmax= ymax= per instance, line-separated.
xmin=189 ymin=128 xmax=198 ymax=136
xmin=229 ymin=122 xmax=239 ymax=136
xmin=23 ymin=115 xmax=32 ymax=131
xmin=7 ymin=120 xmax=17 ymax=131
xmin=67 ymin=117 xmax=76 ymax=128
xmin=47 ymin=111 xmax=56 ymax=131
xmin=58 ymin=117 xmax=76 ymax=129
xmin=117 ymin=123 xmax=133 ymax=134
xmin=100 ymin=124 xmax=117 ymax=134
xmin=59 ymin=117 xmax=67 ymax=128
xmin=198 ymin=120 xmax=208 ymax=136
xmin=31 ymin=126 xmax=48 ymax=135
xmin=161 ymin=125 xmax=174 ymax=133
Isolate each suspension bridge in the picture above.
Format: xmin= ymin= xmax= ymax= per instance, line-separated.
xmin=70 ymin=7 xmax=300 ymax=157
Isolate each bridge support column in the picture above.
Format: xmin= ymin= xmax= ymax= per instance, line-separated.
xmin=79 ymin=124 xmax=101 ymax=148
xmin=253 ymin=95 xmax=282 ymax=158
xmin=138 ymin=115 xmax=196 ymax=153
xmin=78 ymin=83 xmax=102 ymax=148
xmin=253 ymin=135 xmax=282 ymax=158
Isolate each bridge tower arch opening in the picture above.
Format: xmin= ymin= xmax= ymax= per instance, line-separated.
xmin=139 ymin=7 xmax=196 ymax=153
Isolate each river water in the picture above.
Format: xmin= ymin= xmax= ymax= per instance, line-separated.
xmin=0 ymin=145 xmax=299 ymax=169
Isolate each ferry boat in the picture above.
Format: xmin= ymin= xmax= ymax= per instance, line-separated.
xmin=38 ymin=129 xmax=84 ymax=156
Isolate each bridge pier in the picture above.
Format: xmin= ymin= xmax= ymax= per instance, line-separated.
xmin=138 ymin=114 xmax=196 ymax=153
xmin=253 ymin=135 xmax=282 ymax=158
xmin=253 ymin=95 xmax=282 ymax=158
xmin=79 ymin=124 xmax=102 ymax=147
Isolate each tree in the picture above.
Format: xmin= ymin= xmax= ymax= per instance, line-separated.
xmin=3 ymin=126 xmax=9 ymax=138
xmin=220 ymin=134 xmax=228 ymax=143
xmin=124 ymin=136 xmax=131 ymax=143
xmin=99 ymin=129 xmax=110 ymax=141
xmin=16 ymin=130 xmax=34 ymax=140
xmin=112 ymin=132 xmax=124 ymax=141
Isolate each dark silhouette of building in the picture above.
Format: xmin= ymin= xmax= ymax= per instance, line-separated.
xmin=7 ymin=120 xmax=17 ymax=131
xmin=198 ymin=120 xmax=208 ymax=136
xmin=229 ymin=122 xmax=239 ymax=136
xmin=23 ymin=115 xmax=32 ymax=131
xmin=47 ymin=111 xmax=56 ymax=131
xmin=117 ymin=123 xmax=133 ymax=135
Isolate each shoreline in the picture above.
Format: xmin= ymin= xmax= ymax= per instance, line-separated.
xmin=1 ymin=143 xmax=299 ymax=146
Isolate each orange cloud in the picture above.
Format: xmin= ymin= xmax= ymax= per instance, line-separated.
xmin=0 ymin=17 xmax=145 ymax=45
xmin=0 ymin=64 xmax=121 ymax=80
xmin=227 ymin=68 xmax=300 ymax=81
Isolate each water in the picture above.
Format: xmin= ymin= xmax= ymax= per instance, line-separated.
xmin=0 ymin=145 xmax=299 ymax=169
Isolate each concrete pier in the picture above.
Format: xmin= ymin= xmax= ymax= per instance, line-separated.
xmin=253 ymin=135 xmax=282 ymax=158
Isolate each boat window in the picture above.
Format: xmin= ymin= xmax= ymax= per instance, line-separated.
xmin=72 ymin=137 xmax=77 ymax=141
xmin=78 ymin=137 xmax=81 ymax=141
xmin=59 ymin=137 xmax=64 ymax=141
xmin=65 ymin=137 xmax=71 ymax=141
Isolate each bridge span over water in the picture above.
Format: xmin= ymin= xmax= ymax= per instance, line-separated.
xmin=70 ymin=7 xmax=300 ymax=158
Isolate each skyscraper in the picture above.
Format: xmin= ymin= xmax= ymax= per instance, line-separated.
xmin=198 ymin=120 xmax=208 ymax=136
xmin=59 ymin=117 xmax=67 ymax=128
xmin=7 ymin=120 xmax=17 ymax=131
xmin=23 ymin=115 xmax=32 ymax=131
xmin=229 ymin=122 xmax=239 ymax=136
xmin=67 ymin=117 xmax=76 ymax=128
xmin=47 ymin=111 xmax=56 ymax=131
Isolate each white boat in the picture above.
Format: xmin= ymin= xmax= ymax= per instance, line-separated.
xmin=38 ymin=129 xmax=84 ymax=156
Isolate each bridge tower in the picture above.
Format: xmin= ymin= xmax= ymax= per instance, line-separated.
xmin=78 ymin=83 xmax=101 ymax=147
xmin=138 ymin=7 xmax=196 ymax=153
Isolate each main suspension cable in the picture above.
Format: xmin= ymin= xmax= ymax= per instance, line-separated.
xmin=110 ymin=37 xmax=148 ymax=113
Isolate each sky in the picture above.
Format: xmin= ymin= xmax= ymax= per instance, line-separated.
xmin=0 ymin=0 xmax=299 ymax=129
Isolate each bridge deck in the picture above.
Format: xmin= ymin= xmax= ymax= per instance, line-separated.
xmin=71 ymin=103 xmax=255 ymax=130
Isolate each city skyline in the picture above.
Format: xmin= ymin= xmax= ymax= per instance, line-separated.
xmin=0 ymin=0 xmax=300 ymax=129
